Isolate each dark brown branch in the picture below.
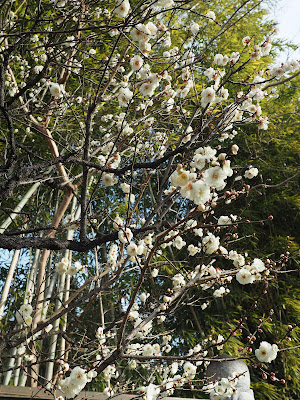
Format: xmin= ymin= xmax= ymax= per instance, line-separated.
xmin=0 ymin=220 xmax=170 ymax=251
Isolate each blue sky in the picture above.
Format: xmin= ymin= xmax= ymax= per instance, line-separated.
xmin=270 ymin=0 xmax=300 ymax=62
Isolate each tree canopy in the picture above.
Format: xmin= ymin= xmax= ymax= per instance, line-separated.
xmin=0 ymin=1 xmax=299 ymax=400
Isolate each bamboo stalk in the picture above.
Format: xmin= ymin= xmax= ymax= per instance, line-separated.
xmin=3 ymin=32 xmax=80 ymax=388
xmin=44 ymin=272 xmax=66 ymax=388
xmin=30 ymin=189 xmax=73 ymax=387
xmin=59 ymin=205 xmax=82 ymax=360
xmin=92 ymin=224 xmax=105 ymax=329
xmin=27 ymin=247 xmax=41 ymax=304
xmin=0 ymin=182 xmax=41 ymax=234
xmin=2 ymin=348 xmax=16 ymax=385
xmin=60 ymin=273 xmax=70 ymax=359
xmin=3 ymin=246 xmax=40 ymax=387
xmin=0 ymin=249 xmax=21 ymax=320
xmin=13 ymin=357 xmax=21 ymax=386
xmin=44 ymin=198 xmax=79 ymax=386
xmin=41 ymin=272 xmax=58 ymax=322
xmin=32 ymin=189 xmax=73 ymax=328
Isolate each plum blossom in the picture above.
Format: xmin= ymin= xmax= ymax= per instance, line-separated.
xmin=217 ymin=87 xmax=229 ymax=101
xmin=190 ymin=181 xmax=211 ymax=205
xmin=229 ymin=51 xmax=240 ymax=64
xmin=103 ymin=387 xmax=114 ymax=397
xmin=59 ymin=366 xmax=88 ymax=398
xmin=67 ymin=261 xmax=83 ymax=276
xmin=151 ymin=0 xmax=174 ymax=9
xmin=127 ymin=242 xmax=138 ymax=256
xmin=24 ymin=354 xmax=35 ymax=362
xmin=231 ymin=144 xmax=239 ymax=155
xmin=172 ymin=273 xmax=186 ymax=290
xmin=102 ymin=172 xmax=118 ymax=186
xmin=242 ymin=36 xmax=251 ymax=46
xmin=130 ymin=55 xmax=143 ymax=71
xmin=258 ymin=116 xmax=269 ymax=130
xmin=146 ymin=21 xmax=158 ymax=37
xmin=118 ymin=227 xmax=133 ymax=243
xmin=244 ymin=167 xmax=258 ymax=179
xmin=16 ymin=303 xmax=33 ymax=326
xmin=49 ymin=82 xmax=62 ymax=97
xmin=151 ymin=268 xmax=159 ymax=278
xmin=255 ymin=341 xmax=278 ymax=363
xmin=188 ymin=244 xmax=199 ymax=256
xmin=143 ymin=343 xmax=154 ymax=356
xmin=55 ymin=257 xmax=69 ymax=275
xmin=270 ymin=65 xmax=285 ymax=78
xmin=118 ymin=87 xmax=133 ymax=106
xmin=140 ymin=292 xmax=149 ymax=302
xmin=183 ymin=361 xmax=197 ymax=379
xmin=131 ymin=23 xmax=151 ymax=42
xmin=201 ymin=87 xmax=215 ymax=107
xmin=204 ymin=67 xmax=218 ymax=81
xmin=217 ymin=216 xmax=232 ymax=226
xmin=236 ymin=268 xmax=254 ymax=285
xmin=70 ymin=366 xmax=87 ymax=387
xmin=206 ymin=11 xmax=216 ymax=21
xmin=190 ymin=22 xmax=199 ymax=35
xmin=169 ymin=164 xmax=191 ymax=187
xmin=204 ymin=377 xmax=237 ymax=400
xmin=203 ymin=166 xmax=227 ymax=190
xmin=121 ymin=182 xmax=130 ymax=194
xmin=213 ymin=286 xmax=226 ymax=297
xmin=214 ymin=54 xmax=228 ymax=66
xmin=113 ymin=215 xmax=123 ymax=230
xmin=250 ymin=45 xmax=262 ymax=61
xmin=250 ymin=258 xmax=265 ymax=272
xmin=114 ymin=0 xmax=130 ymax=18
xmin=144 ymin=383 xmax=160 ymax=400
xmin=202 ymin=233 xmax=220 ymax=255
xmin=173 ymin=235 xmax=186 ymax=249
xmin=96 ymin=327 xmax=106 ymax=344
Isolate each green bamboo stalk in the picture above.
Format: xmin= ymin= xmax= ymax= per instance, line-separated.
xmin=2 ymin=348 xmax=16 ymax=385
xmin=0 ymin=165 xmax=53 ymax=234
xmin=0 ymin=249 xmax=21 ymax=320
xmin=44 ymin=198 xmax=79 ymax=387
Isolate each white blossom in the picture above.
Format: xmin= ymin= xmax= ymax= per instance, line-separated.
xmin=201 ymin=87 xmax=215 ymax=107
xmin=255 ymin=341 xmax=278 ymax=363
xmin=114 ymin=0 xmax=130 ymax=18
xmin=130 ymin=55 xmax=143 ymax=71
xmin=242 ymin=36 xmax=251 ymax=46
xmin=190 ymin=22 xmax=199 ymax=35
xmin=236 ymin=268 xmax=254 ymax=285
xmin=183 ymin=361 xmax=197 ymax=378
xmin=244 ymin=167 xmax=258 ymax=179
xmin=49 ymin=82 xmax=61 ymax=97
xmin=118 ymin=228 xmax=133 ymax=243
xmin=206 ymin=11 xmax=216 ymax=21
xmin=203 ymin=166 xmax=227 ymax=190
xmin=127 ymin=242 xmax=138 ymax=256
xmin=70 ymin=366 xmax=87 ymax=388
xmin=151 ymin=268 xmax=159 ymax=278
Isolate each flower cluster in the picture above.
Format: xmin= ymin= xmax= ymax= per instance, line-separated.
xmin=169 ymin=150 xmax=234 ymax=208
xmin=236 ymin=258 xmax=266 ymax=285
xmin=204 ymin=377 xmax=237 ymax=400
xmin=59 ymin=366 xmax=97 ymax=398
xmin=56 ymin=258 xmax=84 ymax=276
xmin=16 ymin=304 xmax=33 ymax=326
